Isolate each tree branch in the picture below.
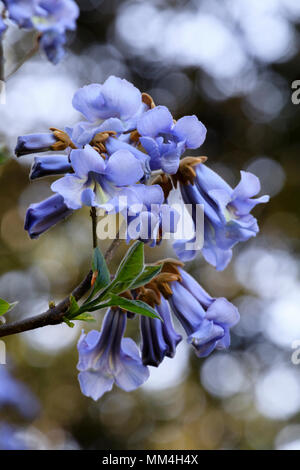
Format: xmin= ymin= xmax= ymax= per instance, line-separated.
xmin=0 ymin=237 xmax=123 ymax=338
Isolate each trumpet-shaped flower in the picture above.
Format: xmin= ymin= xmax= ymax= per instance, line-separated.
xmin=3 ymin=0 xmax=79 ymax=63
xmin=30 ymin=155 xmax=72 ymax=179
xmin=68 ymin=76 xmax=148 ymax=147
xmin=168 ymin=269 xmax=240 ymax=357
xmin=51 ymin=145 xmax=144 ymax=210
xmin=25 ymin=193 xmax=73 ymax=238
xmin=102 ymin=184 xmax=179 ymax=246
xmin=15 ymin=132 xmax=57 ymax=157
xmin=77 ymin=309 xmax=149 ymax=400
xmin=137 ymin=105 xmax=207 ymax=174
xmin=140 ymin=297 xmax=182 ymax=367
xmin=174 ymin=164 xmax=269 ymax=270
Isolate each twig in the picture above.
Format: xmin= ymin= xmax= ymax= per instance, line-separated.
xmin=0 ymin=236 xmax=122 ymax=338
xmin=90 ymin=206 xmax=97 ymax=249
xmin=6 ymin=39 xmax=39 ymax=81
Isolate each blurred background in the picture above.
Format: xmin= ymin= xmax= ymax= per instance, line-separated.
xmin=0 ymin=0 xmax=300 ymax=450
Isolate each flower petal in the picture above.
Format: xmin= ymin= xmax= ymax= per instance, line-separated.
xmin=101 ymin=76 xmax=142 ymax=120
xmin=51 ymin=174 xmax=86 ymax=210
xmin=72 ymin=84 xmax=105 ymax=121
xmin=105 ymin=150 xmax=144 ymax=186
xmin=70 ymin=145 xmax=105 ymax=179
xmin=206 ymin=297 xmax=240 ymax=327
xmin=173 ymin=115 xmax=207 ymax=149
xmin=137 ymin=105 xmax=173 ymax=137
xmin=30 ymin=155 xmax=72 ymax=180
xmin=114 ymin=338 xmax=149 ymax=391
xmin=78 ymin=370 xmax=114 ymax=401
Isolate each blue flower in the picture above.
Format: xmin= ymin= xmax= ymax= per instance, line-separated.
xmin=51 ymin=144 xmax=145 ymax=210
xmin=77 ymin=309 xmax=149 ymax=400
xmin=105 ymin=135 xmax=151 ymax=177
xmin=38 ymin=27 xmax=66 ymax=64
xmin=68 ymin=76 xmax=148 ymax=147
xmin=168 ymin=268 xmax=240 ymax=357
xmin=15 ymin=132 xmax=57 ymax=157
xmin=140 ymin=296 xmax=182 ymax=367
xmin=3 ymin=0 xmax=37 ymax=28
xmin=174 ymin=164 xmax=269 ymax=270
xmin=30 ymin=155 xmax=72 ymax=179
xmin=4 ymin=0 xmax=79 ymax=64
xmin=0 ymin=366 xmax=39 ymax=419
xmin=137 ymin=105 xmax=207 ymax=174
xmin=102 ymin=184 xmax=179 ymax=246
xmin=25 ymin=193 xmax=73 ymax=238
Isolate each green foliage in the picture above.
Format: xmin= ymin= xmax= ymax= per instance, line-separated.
xmin=0 ymin=298 xmax=18 ymax=316
xmin=92 ymin=247 xmax=110 ymax=293
xmin=65 ymin=241 xmax=162 ymax=323
xmin=89 ymin=294 xmax=162 ymax=320
xmin=130 ymin=264 xmax=162 ymax=289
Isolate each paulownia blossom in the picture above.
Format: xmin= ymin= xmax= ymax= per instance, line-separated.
xmin=77 ymin=308 xmax=149 ymax=401
xmin=12 ymin=75 xmax=270 ymax=400
xmin=1 ymin=0 xmax=79 ymax=63
xmin=137 ymin=105 xmax=207 ymax=174
xmin=174 ymin=164 xmax=269 ymax=270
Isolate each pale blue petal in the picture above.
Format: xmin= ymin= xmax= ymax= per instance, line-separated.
xmin=105 ymin=150 xmax=144 ymax=186
xmin=137 ymin=106 xmax=173 ymax=137
xmin=114 ymin=338 xmax=149 ymax=391
xmin=78 ymin=370 xmax=114 ymax=401
xmin=81 ymin=188 xmax=97 ymax=206
xmin=70 ymin=145 xmax=105 ymax=179
xmin=72 ymin=84 xmax=104 ymax=121
xmin=232 ymin=171 xmax=261 ymax=200
xmin=51 ymin=174 xmax=85 ymax=210
xmin=101 ymin=76 xmax=142 ymax=120
xmin=206 ymin=298 xmax=240 ymax=327
xmin=179 ymin=268 xmax=213 ymax=308
xmin=173 ymin=115 xmax=207 ymax=149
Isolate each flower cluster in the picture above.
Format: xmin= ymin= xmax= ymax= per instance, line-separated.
xmin=17 ymin=76 xmax=206 ymax=244
xmin=77 ymin=262 xmax=240 ymax=400
xmin=16 ymin=75 xmax=269 ymax=400
xmin=1 ymin=0 xmax=79 ymax=64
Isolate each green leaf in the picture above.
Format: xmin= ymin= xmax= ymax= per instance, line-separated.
xmin=90 ymin=294 xmax=162 ymax=320
xmin=109 ymin=241 xmax=145 ymax=295
xmin=92 ymin=247 xmax=110 ymax=292
xmin=79 ymin=242 xmax=146 ymax=311
xmin=0 ymin=298 xmax=18 ymax=316
xmin=130 ymin=264 xmax=162 ymax=290
xmin=68 ymin=295 xmax=80 ymax=317
xmin=72 ymin=313 xmax=96 ymax=323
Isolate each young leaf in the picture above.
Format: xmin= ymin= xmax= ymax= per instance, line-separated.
xmin=91 ymin=294 xmax=162 ymax=320
xmin=109 ymin=241 xmax=145 ymax=294
xmin=0 ymin=298 xmax=18 ymax=316
xmin=79 ymin=242 xmax=146 ymax=311
xmin=130 ymin=264 xmax=162 ymax=290
xmin=92 ymin=247 xmax=110 ymax=292
xmin=68 ymin=295 xmax=80 ymax=317
xmin=72 ymin=313 xmax=96 ymax=323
